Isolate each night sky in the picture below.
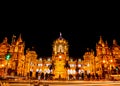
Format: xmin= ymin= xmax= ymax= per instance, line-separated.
xmin=0 ymin=31 xmax=120 ymax=59
xmin=0 ymin=7 xmax=119 ymax=58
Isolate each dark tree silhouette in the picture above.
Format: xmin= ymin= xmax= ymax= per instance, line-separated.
xmin=49 ymin=61 xmax=55 ymax=74
xmin=64 ymin=60 xmax=70 ymax=69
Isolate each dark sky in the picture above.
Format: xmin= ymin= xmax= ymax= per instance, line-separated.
xmin=0 ymin=31 xmax=120 ymax=58
xmin=0 ymin=6 xmax=119 ymax=58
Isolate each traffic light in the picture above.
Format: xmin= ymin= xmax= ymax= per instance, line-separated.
xmin=5 ymin=53 xmax=11 ymax=60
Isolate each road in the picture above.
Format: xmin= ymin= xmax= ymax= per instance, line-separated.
xmin=1 ymin=80 xmax=120 ymax=86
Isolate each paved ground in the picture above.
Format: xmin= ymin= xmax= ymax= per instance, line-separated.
xmin=1 ymin=80 xmax=120 ymax=86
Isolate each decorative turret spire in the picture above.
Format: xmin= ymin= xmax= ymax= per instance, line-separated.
xmin=113 ymin=39 xmax=117 ymax=45
xmin=12 ymin=34 xmax=16 ymax=43
xmin=17 ymin=33 xmax=22 ymax=43
xmin=3 ymin=37 xmax=8 ymax=43
xmin=60 ymin=32 xmax=62 ymax=37
xmin=98 ymin=35 xmax=104 ymax=44
xmin=59 ymin=32 xmax=63 ymax=39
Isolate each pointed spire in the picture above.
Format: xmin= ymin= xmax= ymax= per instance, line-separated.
xmin=3 ymin=37 xmax=8 ymax=43
xmin=32 ymin=46 xmax=35 ymax=50
xmin=87 ymin=48 xmax=89 ymax=51
xmin=12 ymin=34 xmax=16 ymax=43
xmin=59 ymin=32 xmax=63 ymax=39
xmin=17 ymin=33 xmax=22 ymax=43
xmin=91 ymin=49 xmax=94 ymax=54
xmin=113 ymin=39 xmax=117 ymax=45
xmin=105 ymin=40 xmax=108 ymax=45
xmin=60 ymin=32 xmax=62 ymax=37
xmin=98 ymin=35 xmax=104 ymax=44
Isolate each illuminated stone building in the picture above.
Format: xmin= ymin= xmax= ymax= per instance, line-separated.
xmin=0 ymin=34 xmax=25 ymax=76
xmin=95 ymin=36 xmax=116 ymax=78
xmin=52 ymin=32 xmax=69 ymax=79
xmin=25 ymin=48 xmax=38 ymax=78
xmin=83 ymin=48 xmax=95 ymax=75
xmin=1 ymin=33 xmax=120 ymax=80
xmin=51 ymin=33 xmax=84 ymax=79
xmin=0 ymin=33 xmax=83 ymax=79
xmin=111 ymin=39 xmax=120 ymax=69
xmin=0 ymin=37 xmax=10 ymax=76
xmin=9 ymin=34 xmax=25 ymax=76
xmin=68 ymin=58 xmax=76 ymax=79
xmin=82 ymin=36 xmax=120 ymax=79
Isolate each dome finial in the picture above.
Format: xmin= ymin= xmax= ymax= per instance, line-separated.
xmin=60 ymin=32 xmax=62 ymax=37
xmin=59 ymin=32 xmax=63 ymax=39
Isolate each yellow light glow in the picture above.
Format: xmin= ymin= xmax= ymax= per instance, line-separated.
xmin=110 ymin=59 xmax=113 ymax=62
xmin=59 ymin=56 xmax=62 ymax=58
xmin=2 ymin=64 xmax=4 ymax=67
xmin=103 ymin=60 xmax=105 ymax=63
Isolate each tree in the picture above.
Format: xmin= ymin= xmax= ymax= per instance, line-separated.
xmin=49 ymin=61 xmax=55 ymax=74
xmin=64 ymin=61 xmax=70 ymax=69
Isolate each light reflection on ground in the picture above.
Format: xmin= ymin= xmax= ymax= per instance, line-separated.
xmin=1 ymin=80 xmax=120 ymax=86
xmin=3 ymin=83 xmax=120 ymax=86
xmin=49 ymin=85 xmax=120 ymax=86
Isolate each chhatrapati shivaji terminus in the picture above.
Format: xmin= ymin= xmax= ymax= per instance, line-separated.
xmin=0 ymin=32 xmax=120 ymax=80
